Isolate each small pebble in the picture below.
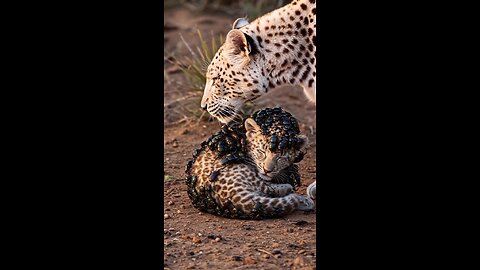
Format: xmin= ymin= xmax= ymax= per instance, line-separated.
xmin=272 ymin=243 xmax=280 ymax=248
xmin=232 ymin=255 xmax=242 ymax=261
xmin=168 ymin=201 xmax=174 ymax=205
xmin=261 ymin=254 xmax=270 ymax=259
xmin=293 ymin=255 xmax=307 ymax=267
xmin=244 ymin=256 xmax=256 ymax=265
xmin=215 ymin=237 xmax=221 ymax=242
xmin=272 ymin=249 xmax=282 ymax=255
xmin=293 ymin=220 xmax=308 ymax=226
xmin=192 ymin=235 xmax=202 ymax=244
xmin=242 ymin=224 xmax=252 ymax=230
xmin=164 ymin=214 xmax=169 ymax=219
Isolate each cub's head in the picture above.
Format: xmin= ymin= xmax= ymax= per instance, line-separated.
xmin=201 ymin=19 xmax=267 ymax=123
xmin=243 ymin=108 xmax=308 ymax=178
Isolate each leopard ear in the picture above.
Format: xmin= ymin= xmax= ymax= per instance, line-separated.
xmin=224 ymin=29 xmax=250 ymax=67
xmin=232 ymin=18 xmax=249 ymax=29
xmin=244 ymin=118 xmax=261 ymax=133
xmin=297 ymin=135 xmax=309 ymax=152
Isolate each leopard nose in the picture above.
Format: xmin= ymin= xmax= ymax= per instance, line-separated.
xmin=200 ymin=96 xmax=209 ymax=110
xmin=263 ymin=167 xmax=272 ymax=174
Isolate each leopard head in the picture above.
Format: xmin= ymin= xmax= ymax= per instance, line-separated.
xmin=201 ymin=20 xmax=267 ymax=123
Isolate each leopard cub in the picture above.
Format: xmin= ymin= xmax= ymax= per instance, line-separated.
xmin=185 ymin=107 xmax=314 ymax=219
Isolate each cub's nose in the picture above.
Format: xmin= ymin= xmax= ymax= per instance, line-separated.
xmin=263 ymin=167 xmax=272 ymax=174
xmin=201 ymin=104 xmax=207 ymax=111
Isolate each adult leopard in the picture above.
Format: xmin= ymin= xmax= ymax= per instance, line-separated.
xmin=200 ymin=0 xmax=317 ymax=199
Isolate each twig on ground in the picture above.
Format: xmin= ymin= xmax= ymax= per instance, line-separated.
xmin=256 ymin=248 xmax=274 ymax=255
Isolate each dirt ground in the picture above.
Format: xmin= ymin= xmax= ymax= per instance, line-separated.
xmin=164 ymin=6 xmax=317 ymax=270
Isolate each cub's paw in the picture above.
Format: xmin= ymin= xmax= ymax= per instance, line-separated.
xmin=296 ymin=195 xmax=315 ymax=211
xmin=306 ymin=182 xmax=316 ymax=200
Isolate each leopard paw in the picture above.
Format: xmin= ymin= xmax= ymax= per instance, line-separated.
xmin=306 ymin=181 xmax=316 ymax=200
xmin=296 ymin=195 xmax=315 ymax=211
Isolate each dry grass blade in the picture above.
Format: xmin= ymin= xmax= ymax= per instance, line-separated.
xmin=179 ymin=34 xmax=201 ymax=64
xmin=164 ymin=93 xmax=198 ymax=108
xmin=174 ymin=30 xmax=224 ymax=93
xmin=197 ymin=30 xmax=211 ymax=61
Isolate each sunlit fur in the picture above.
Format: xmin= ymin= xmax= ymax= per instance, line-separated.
xmin=201 ymin=0 xmax=317 ymax=123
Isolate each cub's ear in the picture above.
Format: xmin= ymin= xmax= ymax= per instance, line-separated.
xmin=297 ymin=135 xmax=309 ymax=153
xmin=232 ymin=18 xmax=249 ymax=29
xmin=293 ymin=135 xmax=309 ymax=163
xmin=244 ymin=118 xmax=261 ymax=133
xmin=224 ymin=29 xmax=251 ymax=67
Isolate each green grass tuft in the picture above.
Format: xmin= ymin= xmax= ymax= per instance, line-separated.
xmin=175 ymin=30 xmax=223 ymax=92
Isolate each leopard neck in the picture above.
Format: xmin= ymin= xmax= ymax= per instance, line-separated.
xmin=241 ymin=0 xmax=316 ymax=93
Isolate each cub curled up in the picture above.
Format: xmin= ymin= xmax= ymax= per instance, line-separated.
xmin=185 ymin=107 xmax=314 ymax=219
